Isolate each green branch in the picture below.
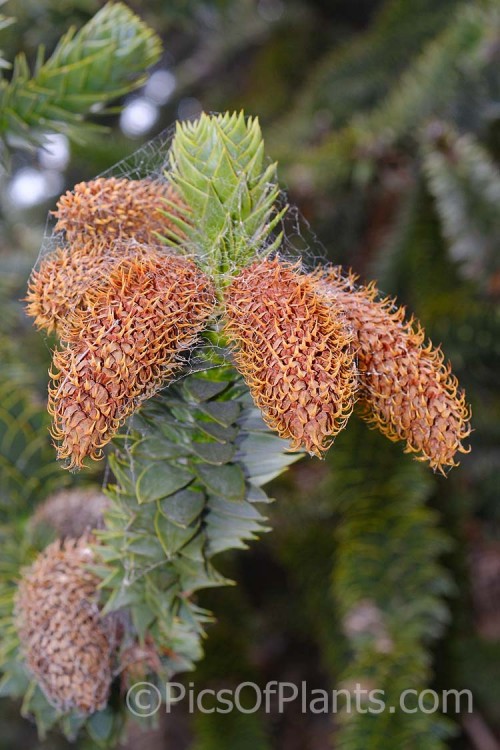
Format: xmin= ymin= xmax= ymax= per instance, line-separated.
xmin=98 ymin=362 xmax=302 ymax=687
xmin=0 ymin=2 xmax=161 ymax=152
xmin=422 ymin=124 xmax=500 ymax=288
xmin=330 ymin=427 xmax=455 ymax=749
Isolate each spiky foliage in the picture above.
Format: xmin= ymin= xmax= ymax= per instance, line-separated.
xmin=0 ymin=377 xmax=69 ymax=517
xmin=422 ymin=125 xmax=500 ymax=289
xmin=48 ymin=251 xmax=215 ymax=469
xmin=225 ymin=258 xmax=357 ymax=456
xmin=30 ymin=487 xmax=108 ymax=540
xmin=270 ymin=0 xmax=460 ymax=149
xmin=263 ymin=423 xmax=458 ymax=750
xmin=362 ymin=3 xmax=488 ymax=146
xmin=97 ymin=362 xmax=302 ymax=685
xmin=164 ymin=112 xmax=285 ymax=280
xmin=53 ymin=177 xmax=185 ymax=244
xmin=328 ymin=425 xmax=455 ymax=750
xmin=0 ymin=2 xmax=161 ymax=153
xmin=14 ymin=537 xmax=113 ymax=715
xmin=277 ymin=2 xmax=500 ymax=192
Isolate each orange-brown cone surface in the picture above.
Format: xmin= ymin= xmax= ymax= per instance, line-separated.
xmin=48 ymin=252 xmax=215 ymax=469
xmin=25 ymin=239 xmax=153 ymax=335
xmin=320 ymin=267 xmax=471 ymax=472
xmin=15 ymin=537 xmax=112 ymax=715
xmin=53 ymin=177 xmax=185 ymax=244
xmin=224 ymin=258 xmax=357 ymax=456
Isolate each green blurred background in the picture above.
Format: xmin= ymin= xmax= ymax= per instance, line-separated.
xmin=0 ymin=0 xmax=499 ymax=748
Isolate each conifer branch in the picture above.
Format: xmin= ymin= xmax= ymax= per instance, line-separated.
xmin=269 ymin=0 xmax=460 ymax=153
xmin=293 ymin=2 xmax=499 ymax=188
xmin=98 ymin=363 xmax=302 ymax=682
xmin=330 ymin=427 xmax=455 ymax=749
xmin=422 ymin=123 xmax=500 ymax=287
xmin=0 ymin=2 xmax=162 ymax=153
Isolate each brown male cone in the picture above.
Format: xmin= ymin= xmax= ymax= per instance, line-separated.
xmin=25 ymin=239 xmax=152 ymax=336
xmin=26 ymin=177 xmax=187 ymax=336
xmin=224 ymin=258 xmax=357 ymax=456
xmin=15 ymin=537 xmax=113 ymax=715
xmin=53 ymin=176 xmax=185 ymax=244
xmin=319 ymin=267 xmax=471 ymax=472
xmin=48 ymin=251 xmax=215 ymax=469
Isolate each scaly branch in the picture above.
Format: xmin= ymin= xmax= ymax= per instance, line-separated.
xmin=0 ymin=2 xmax=161 ymax=153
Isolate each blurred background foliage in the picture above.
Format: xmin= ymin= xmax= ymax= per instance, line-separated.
xmin=0 ymin=0 xmax=499 ymax=748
